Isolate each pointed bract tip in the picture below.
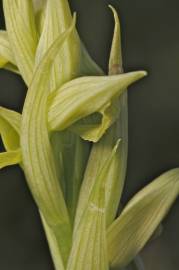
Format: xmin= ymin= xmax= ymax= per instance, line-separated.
xmin=108 ymin=5 xmax=119 ymax=17
xmin=132 ymin=70 xmax=148 ymax=79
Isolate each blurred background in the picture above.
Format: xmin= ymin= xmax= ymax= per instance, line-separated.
xmin=0 ymin=0 xmax=179 ymax=269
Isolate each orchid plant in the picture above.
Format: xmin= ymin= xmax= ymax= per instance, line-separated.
xmin=0 ymin=1 xmax=178 ymax=270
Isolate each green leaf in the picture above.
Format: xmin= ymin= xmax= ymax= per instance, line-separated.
xmin=48 ymin=71 xmax=147 ymax=141
xmin=67 ymin=141 xmax=120 ymax=270
xmin=73 ymin=6 xmax=130 ymax=233
xmin=107 ymin=168 xmax=179 ymax=269
xmin=0 ymin=149 xmax=21 ymax=169
xmin=0 ymin=106 xmax=21 ymax=151
xmin=3 ymin=0 xmax=38 ymax=85
xmin=20 ymin=17 xmax=76 ymax=265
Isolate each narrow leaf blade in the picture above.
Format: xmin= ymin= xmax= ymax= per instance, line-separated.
xmin=21 ymin=18 xmax=76 ymax=265
xmin=107 ymin=168 xmax=179 ymax=269
xmin=67 ymin=140 xmax=119 ymax=270
xmin=35 ymin=0 xmax=97 ymax=225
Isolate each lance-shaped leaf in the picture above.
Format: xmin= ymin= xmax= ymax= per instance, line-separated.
xmin=0 ymin=149 xmax=21 ymax=169
xmin=67 ymin=141 xmax=120 ymax=270
xmin=20 ymin=18 xmax=76 ymax=265
xmin=3 ymin=0 xmax=38 ymax=85
xmin=107 ymin=168 xmax=179 ymax=269
xmin=74 ymin=6 xmax=130 ymax=232
xmin=0 ymin=106 xmax=21 ymax=151
xmin=48 ymin=71 xmax=146 ymax=139
xmin=35 ymin=0 xmax=94 ymax=225
xmin=35 ymin=0 xmax=102 ymax=90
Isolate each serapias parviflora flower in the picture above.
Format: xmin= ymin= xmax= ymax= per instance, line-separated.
xmin=0 ymin=1 xmax=178 ymax=270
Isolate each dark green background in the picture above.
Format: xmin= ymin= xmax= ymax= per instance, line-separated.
xmin=0 ymin=0 xmax=179 ymax=269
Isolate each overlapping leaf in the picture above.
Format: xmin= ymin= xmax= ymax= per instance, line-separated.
xmin=20 ymin=18 xmax=77 ymax=266
xmin=67 ymin=188 xmax=108 ymax=270
xmin=67 ymin=141 xmax=120 ymax=270
xmin=34 ymin=0 xmax=99 ymax=225
xmin=107 ymin=168 xmax=179 ymax=269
